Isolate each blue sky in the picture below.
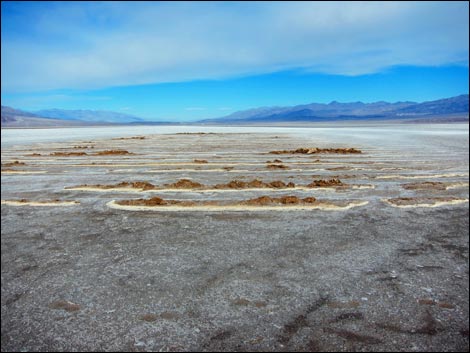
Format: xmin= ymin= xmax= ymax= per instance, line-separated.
xmin=1 ymin=1 xmax=469 ymax=121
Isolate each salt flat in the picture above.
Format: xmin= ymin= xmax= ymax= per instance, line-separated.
xmin=1 ymin=124 xmax=469 ymax=351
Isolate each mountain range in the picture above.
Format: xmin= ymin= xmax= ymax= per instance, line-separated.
xmin=1 ymin=107 xmax=145 ymax=127
xmin=33 ymin=109 xmax=144 ymax=123
xmin=1 ymin=106 xmax=84 ymax=127
xmin=200 ymin=94 xmax=469 ymax=124
xmin=1 ymin=94 xmax=468 ymax=127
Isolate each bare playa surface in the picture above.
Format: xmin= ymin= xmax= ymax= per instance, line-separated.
xmin=1 ymin=125 xmax=469 ymax=351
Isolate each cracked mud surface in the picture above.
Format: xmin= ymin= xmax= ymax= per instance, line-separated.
xmin=1 ymin=125 xmax=469 ymax=351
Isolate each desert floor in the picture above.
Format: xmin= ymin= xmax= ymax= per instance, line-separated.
xmin=1 ymin=126 xmax=469 ymax=351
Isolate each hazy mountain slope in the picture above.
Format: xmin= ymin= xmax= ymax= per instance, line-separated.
xmin=395 ymin=94 xmax=469 ymax=115
xmin=2 ymin=106 xmax=42 ymax=123
xmin=34 ymin=109 xmax=144 ymax=123
xmin=1 ymin=106 xmax=142 ymax=127
xmin=2 ymin=116 xmax=90 ymax=128
xmin=1 ymin=106 xmax=91 ymax=127
xmin=202 ymin=94 xmax=469 ymax=123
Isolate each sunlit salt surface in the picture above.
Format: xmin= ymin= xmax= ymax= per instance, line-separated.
xmin=2 ymin=123 xmax=468 ymax=148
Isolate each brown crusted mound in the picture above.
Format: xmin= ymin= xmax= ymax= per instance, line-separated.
xmin=73 ymin=145 xmax=94 ymax=149
xmin=280 ymin=196 xmax=301 ymax=204
xmin=270 ymin=147 xmax=361 ymax=154
xmin=117 ymin=196 xmax=168 ymax=206
xmin=327 ymin=166 xmax=350 ymax=171
xmin=9 ymin=198 xmax=67 ymax=204
xmin=194 ymin=159 xmax=208 ymax=163
xmin=140 ymin=314 xmax=158 ymax=322
xmin=267 ymin=164 xmax=289 ymax=169
xmin=94 ymin=150 xmax=133 ymax=156
xmin=116 ymin=197 xmax=196 ymax=207
xmin=112 ymin=136 xmax=145 ymax=140
xmin=269 ymin=180 xmax=296 ymax=188
xmin=214 ymin=179 xmax=249 ymax=189
xmin=70 ymin=179 xmax=299 ymax=190
xmin=49 ymin=300 xmax=81 ymax=312
xmin=223 ymin=166 xmax=234 ymax=171
xmin=387 ymin=197 xmax=417 ymax=205
xmin=51 ymin=152 xmax=88 ymax=157
xmin=308 ymin=178 xmax=343 ymax=187
xmin=165 ymin=179 xmax=204 ymax=189
xmin=311 ymin=174 xmax=357 ymax=180
xmin=115 ymin=195 xmax=319 ymax=207
xmin=243 ymin=195 xmax=317 ymax=205
xmin=244 ymin=196 xmax=274 ymax=205
xmin=2 ymin=161 xmax=26 ymax=167
xmin=68 ymin=181 xmax=156 ymax=190
xmin=402 ymin=182 xmax=447 ymax=190
xmin=26 ymin=153 xmax=42 ymax=156
xmin=213 ymin=179 xmax=295 ymax=189
xmin=386 ymin=197 xmax=459 ymax=206
xmin=266 ymin=159 xmax=283 ymax=163
xmin=112 ymin=181 xmax=156 ymax=190
xmin=119 ymin=181 xmax=155 ymax=190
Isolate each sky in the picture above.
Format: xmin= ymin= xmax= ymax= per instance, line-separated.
xmin=1 ymin=1 xmax=469 ymax=121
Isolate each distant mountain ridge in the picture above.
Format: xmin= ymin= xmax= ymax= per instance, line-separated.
xmin=1 ymin=106 xmax=100 ymax=127
xmin=1 ymin=106 xmax=42 ymax=122
xmin=394 ymin=95 xmax=469 ymax=115
xmin=201 ymin=94 xmax=469 ymax=123
xmin=34 ymin=109 xmax=144 ymax=123
xmin=2 ymin=94 xmax=468 ymax=127
xmin=1 ymin=106 xmax=145 ymax=127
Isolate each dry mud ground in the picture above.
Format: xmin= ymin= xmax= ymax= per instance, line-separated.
xmin=1 ymin=126 xmax=469 ymax=352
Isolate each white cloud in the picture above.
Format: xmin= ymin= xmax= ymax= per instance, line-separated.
xmin=1 ymin=1 xmax=468 ymax=92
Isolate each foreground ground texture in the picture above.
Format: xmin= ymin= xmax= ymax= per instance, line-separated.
xmin=1 ymin=126 xmax=469 ymax=351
